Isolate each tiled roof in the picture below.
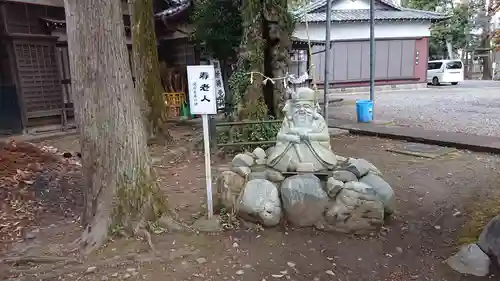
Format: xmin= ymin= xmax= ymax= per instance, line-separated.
xmin=293 ymin=0 xmax=449 ymax=23
xmin=154 ymin=0 xmax=190 ymax=18
xmin=300 ymin=9 xmax=449 ymax=23
xmin=296 ymin=0 xmax=399 ymax=14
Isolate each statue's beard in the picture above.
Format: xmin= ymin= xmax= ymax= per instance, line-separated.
xmin=293 ymin=111 xmax=313 ymax=127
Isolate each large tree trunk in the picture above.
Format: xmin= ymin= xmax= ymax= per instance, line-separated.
xmin=64 ymin=0 xmax=167 ymax=253
xmin=130 ymin=0 xmax=171 ymax=143
xmin=264 ymin=0 xmax=291 ymax=117
xmin=237 ymin=0 xmax=267 ymax=120
xmin=229 ymin=0 xmax=293 ymax=120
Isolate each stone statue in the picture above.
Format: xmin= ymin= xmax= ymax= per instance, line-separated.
xmin=267 ymin=87 xmax=338 ymax=172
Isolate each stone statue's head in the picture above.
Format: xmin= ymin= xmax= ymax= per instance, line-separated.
xmin=285 ymin=87 xmax=319 ymax=126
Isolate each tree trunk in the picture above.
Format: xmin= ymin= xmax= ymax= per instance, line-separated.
xmin=130 ymin=0 xmax=171 ymax=143
xmin=237 ymin=0 xmax=267 ymax=120
xmin=481 ymin=38 xmax=492 ymax=80
xmin=64 ymin=0 xmax=167 ymax=253
xmin=264 ymin=0 xmax=292 ymax=117
xmin=229 ymin=0 xmax=293 ymax=120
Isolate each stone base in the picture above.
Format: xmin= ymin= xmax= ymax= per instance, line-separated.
xmin=213 ymin=147 xmax=395 ymax=235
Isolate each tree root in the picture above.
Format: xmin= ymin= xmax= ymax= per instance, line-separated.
xmin=0 ymin=255 xmax=80 ymax=265
xmin=147 ymin=124 xmax=176 ymax=146
xmin=134 ymin=220 xmax=155 ymax=253
xmin=10 ymin=254 xmax=139 ymax=281
xmin=158 ymin=213 xmax=195 ymax=233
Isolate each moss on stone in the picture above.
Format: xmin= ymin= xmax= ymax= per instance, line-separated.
xmin=457 ymin=197 xmax=500 ymax=245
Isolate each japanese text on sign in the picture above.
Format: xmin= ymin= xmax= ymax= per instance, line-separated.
xmin=210 ymin=59 xmax=226 ymax=110
xmin=186 ymin=65 xmax=217 ymax=115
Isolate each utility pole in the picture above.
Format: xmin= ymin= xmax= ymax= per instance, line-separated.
xmin=323 ymin=0 xmax=332 ymax=118
xmin=369 ymin=0 xmax=375 ymax=119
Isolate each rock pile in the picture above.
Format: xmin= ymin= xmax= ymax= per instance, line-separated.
xmin=214 ymin=147 xmax=395 ymax=234
xmin=447 ymin=215 xmax=500 ymax=277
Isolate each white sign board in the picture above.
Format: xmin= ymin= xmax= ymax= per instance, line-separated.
xmin=187 ymin=65 xmax=217 ymax=115
xmin=209 ymin=59 xmax=226 ymax=110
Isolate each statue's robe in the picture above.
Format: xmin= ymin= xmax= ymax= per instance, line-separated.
xmin=267 ymin=116 xmax=338 ymax=172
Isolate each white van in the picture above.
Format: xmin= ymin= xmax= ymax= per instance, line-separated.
xmin=427 ymin=60 xmax=464 ymax=85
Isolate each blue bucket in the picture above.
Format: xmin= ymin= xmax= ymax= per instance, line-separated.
xmin=356 ymin=100 xmax=373 ymax=123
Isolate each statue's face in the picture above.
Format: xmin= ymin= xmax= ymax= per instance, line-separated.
xmin=292 ymin=100 xmax=314 ymax=126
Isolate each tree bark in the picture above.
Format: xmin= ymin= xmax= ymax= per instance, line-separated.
xmin=64 ymin=0 xmax=167 ymax=253
xmin=479 ymin=0 xmax=493 ymax=80
xmin=238 ymin=0 xmax=267 ymax=120
xmin=130 ymin=0 xmax=172 ymax=143
xmin=264 ymin=0 xmax=291 ymax=117
xmin=230 ymin=0 xmax=293 ymax=120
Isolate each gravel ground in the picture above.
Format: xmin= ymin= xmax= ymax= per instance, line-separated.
xmin=329 ymin=82 xmax=500 ymax=137
xmin=4 ymin=134 xmax=500 ymax=281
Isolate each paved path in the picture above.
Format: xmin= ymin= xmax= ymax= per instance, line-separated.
xmin=329 ymin=119 xmax=500 ymax=154
xmin=329 ymin=81 xmax=500 ymax=137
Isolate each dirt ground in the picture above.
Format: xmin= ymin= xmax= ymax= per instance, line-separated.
xmin=1 ymin=124 xmax=500 ymax=281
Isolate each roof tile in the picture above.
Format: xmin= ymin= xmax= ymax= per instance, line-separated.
xmin=300 ymin=9 xmax=448 ymax=22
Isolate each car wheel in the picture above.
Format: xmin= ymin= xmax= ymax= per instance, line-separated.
xmin=432 ymin=77 xmax=440 ymax=86
xmin=451 ymin=82 xmax=458 ymax=85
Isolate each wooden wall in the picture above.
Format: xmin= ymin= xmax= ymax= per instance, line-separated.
xmin=2 ymin=2 xmax=65 ymax=128
xmin=3 ymin=1 xmax=65 ymax=35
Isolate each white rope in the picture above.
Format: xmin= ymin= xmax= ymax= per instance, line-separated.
xmin=242 ymin=5 xmax=316 ymax=91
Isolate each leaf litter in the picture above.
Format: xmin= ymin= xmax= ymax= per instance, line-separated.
xmin=0 ymin=139 xmax=83 ymax=248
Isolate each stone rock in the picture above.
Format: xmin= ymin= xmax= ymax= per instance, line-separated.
xmin=318 ymin=181 xmax=384 ymax=234
xmin=232 ymin=166 xmax=251 ymax=178
xmin=158 ymin=215 xmax=184 ymax=231
xmin=238 ymin=179 xmax=281 ymax=227
xmin=346 ymin=158 xmax=373 ymax=178
xmin=478 ymin=215 xmax=500 ymax=263
xmin=266 ymin=168 xmax=285 ymax=182
xmin=368 ymin=163 xmax=383 ymax=176
xmin=332 ymin=170 xmax=358 ymax=182
xmin=244 ymin=151 xmax=255 ymax=159
xmin=196 ymin=257 xmax=207 ymax=264
xmin=281 ymin=174 xmax=329 ymax=227
xmin=296 ymin=163 xmax=316 ymax=173
xmin=344 ymin=181 xmax=375 ymax=194
xmin=359 ymin=173 xmax=395 ymax=213
xmin=446 ymin=243 xmax=490 ymax=277
xmin=248 ymin=171 xmax=267 ymax=181
xmin=326 ymin=177 xmax=344 ymax=198
xmin=192 ymin=215 xmax=222 ymax=232
xmin=253 ymin=147 xmax=267 ymax=160
xmin=232 ymin=153 xmax=254 ymax=167
xmin=251 ymin=164 xmax=267 ymax=172
xmin=216 ymin=171 xmax=245 ymax=211
xmin=255 ymin=158 xmax=267 ymax=165
xmin=265 ymin=146 xmax=275 ymax=157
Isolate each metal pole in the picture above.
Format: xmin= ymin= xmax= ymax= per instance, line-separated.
xmin=202 ymin=114 xmax=214 ymax=219
xmin=323 ymin=0 xmax=332 ymax=118
xmin=369 ymin=0 xmax=375 ymax=120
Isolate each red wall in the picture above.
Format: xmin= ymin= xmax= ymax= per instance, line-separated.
xmin=414 ymin=37 xmax=429 ymax=83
